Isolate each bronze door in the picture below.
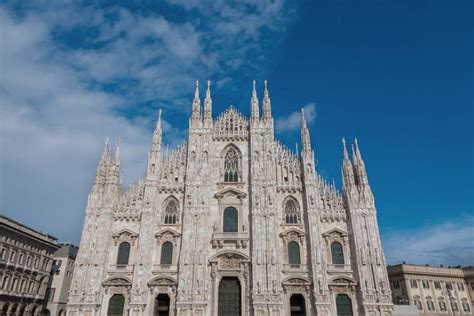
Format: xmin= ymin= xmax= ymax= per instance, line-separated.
xmin=218 ymin=277 xmax=241 ymax=316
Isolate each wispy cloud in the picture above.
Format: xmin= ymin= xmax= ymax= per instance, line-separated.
xmin=275 ymin=103 xmax=317 ymax=133
xmin=382 ymin=214 xmax=474 ymax=266
xmin=0 ymin=1 xmax=298 ymax=242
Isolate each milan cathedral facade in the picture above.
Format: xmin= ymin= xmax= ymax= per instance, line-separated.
xmin=67 ymin=81 xmax=394 ymax=316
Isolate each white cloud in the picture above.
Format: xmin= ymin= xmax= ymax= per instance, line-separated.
xmin=382 ymin=214 xmax=474 ymax=266
xmin=275 ymin=103 xmax=317 ymax=133
xmin=0 ymin=2 xmax=297 ymax=242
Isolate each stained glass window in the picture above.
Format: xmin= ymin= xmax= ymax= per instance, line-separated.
xmin=224 ymin=149 xmax=240 ymax=182
xmin=107 ymin=294 xmax=125 ymax=316
xmin=164 ymin=198 xmax=178 ymax=224
xmin=288 ymin=241 xmax=301 ymax=265
xmin=223 ymin=207 xmax=238 ymax=233
xmin=336 ymin=294 xmax=353 ymax=316
xmin=331 ymin=242 xmax=344 ymax=265
xmin=285 ymin=199 xmax=299 ymax=224
xmin=116 ymin=242 xmax=130 ymax=265
xmin=160 ymin=242 xmax=173 ymax=265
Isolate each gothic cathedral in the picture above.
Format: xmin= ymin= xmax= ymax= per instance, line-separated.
xmin=67 ymin=81 xmax=394 ymax=316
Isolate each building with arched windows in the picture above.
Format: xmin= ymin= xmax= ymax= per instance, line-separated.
xmin=67 ymin=81 xmax=394 ymax=316
xmin=0 ymin=215 xmax=60 ymax=316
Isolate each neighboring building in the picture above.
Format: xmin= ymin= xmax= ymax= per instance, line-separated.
xmin=0 ymin=215 xmax=60 ymax=315
xmin=393 ymin=305 xmax=419 ymax=315
xmin=388 ymin=264 xmax=474 ymax=315
xmin=45 ymin=243 xmax=78 ymax=316
xmin=67 ymin=81 xmax=394 ymax=316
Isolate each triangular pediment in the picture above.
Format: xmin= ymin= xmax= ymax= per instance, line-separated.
xmin=112 ymin=228 xmax=138 ymax=239
xmin=214 ymin=188 xmax=247 ymax=199
xmin=322 ymin=228 xmax=347 ymax=237
xmin=155 ymin=228 xmax=181 ymax=238
xmin=279 ymin=227 xmax=306 ymax=238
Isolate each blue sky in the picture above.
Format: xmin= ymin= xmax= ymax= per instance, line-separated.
xmin=1 ymin=0 xmax=472 ymax=266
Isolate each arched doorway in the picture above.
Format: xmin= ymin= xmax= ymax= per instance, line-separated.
xmin=155 ymin=294 xmax=170 ymax=316
xmin=290 ymin=294 xmax=306 ymax=316
xmin=44 ymin=309 xmax=51 ymax=315
xmin=107 ymin=294 xmax=125 ymax=316
xmin=336 ymin=294 xmax=353 ymax=316
xmin=218 ymin=277 xmax=241 ymax=316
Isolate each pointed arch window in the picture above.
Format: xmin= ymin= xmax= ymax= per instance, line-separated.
xmin=288 ymin=241 xmax=301 ymax=265
xmin=224 ymin=148 xmax=240 ymax=182
xmin=223 ymin=207 xmax=238 ymax=232
xmin=164 ymin=198 xmax=179 ymax=224
xmin=160 ymin=242 xmax=173 ymax=265
xmin=285 ymin=198 xmax=299 ymax=224
xmin=116 ymin=242 xmax=130 ymax=265
xmin=331 ymin=241 xmax=344 ymax=265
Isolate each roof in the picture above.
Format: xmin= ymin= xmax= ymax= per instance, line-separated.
xmin=0 ymin=214 xmax=59 ymax=249
xmin=387 ymin=263 xmax=470 ymax=279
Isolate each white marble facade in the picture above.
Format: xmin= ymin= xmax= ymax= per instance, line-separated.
xmin=67 ymin=81 xmax=394 ymax=316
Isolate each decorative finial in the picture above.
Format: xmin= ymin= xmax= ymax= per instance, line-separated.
xmin=301 ymin=108 xmax=307 ymax=126
xmin=263 ymin=80 xmax=272 ymax=120
xmin=204 ymin=80 xmax=212 ymax=121
xmin=194 ymin=80 xmax=200 ymax=98
xmin=104 ymin=138 xmax=110 ymax=151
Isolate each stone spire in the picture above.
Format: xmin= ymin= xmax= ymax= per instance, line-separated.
xmin=151 ymin=109 xmax=162 ymax=152
xmin=147 ymin=109 xmax=163 ymax=179
xmin=341 ymin=138 xmax=355 ymax=188
xmin=94 ymin=138 xmax=111 ymax=184
xmin=262 ymin=80 xmax=272 ymax=121
xmin=251 ymin=80 xmax=259 ymax=121
xmin=191 ymin=80 xmax=201 ymax=121
xmin=301 ymin=108 xmax=312 ymax=152
xmin=109 ymin=138 xmax=121 ymax=185
xmin=204 ymin=80 xmax=212 ymax=122
xmin=352 ymin=138 xmax=369 ymax=185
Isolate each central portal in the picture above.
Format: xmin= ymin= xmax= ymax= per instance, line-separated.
xmin=218 ymin=277 xmax=241 ymax=316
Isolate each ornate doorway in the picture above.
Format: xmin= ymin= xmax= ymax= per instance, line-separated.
xmin=107 ymin=294 xmax=125 ymax=316
xmin=218 ymin=277 xmax=241 ymax=316
xmin=336 ymin=294 xmax=353 ymax=316
xmin=155 ymin=293 xmax=170 ymax=316
xmin=290 ymin=294 xmax=306 ymax=316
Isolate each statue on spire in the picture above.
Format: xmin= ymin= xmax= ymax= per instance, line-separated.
xmin=301 ymin=108 xmax=312 ymax=152
xmin=251 ymin=80 xmax=259 ymax=121
xmin=263 ymin=80 xmax=272 ymax=121
xmin=341 ymin=138 xmax=355 ymax=188
xmin=204 ymin=80 xmax=212 ymax=122
xmin=151 ymin=109 xmax=162 ymax=153
xmin=191 ymin=80 xmax=201 ymax=121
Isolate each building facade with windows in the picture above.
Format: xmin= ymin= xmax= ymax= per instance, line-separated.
xmin=0 ymin=215 xmax=60 ymax=315
xmin=387 ymin=264 xmax=474 ymax=315
xmin=45 ymin=243 xmax=79 ymax=316
xmin=67 ymin=81 xmax=394 ymax=316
